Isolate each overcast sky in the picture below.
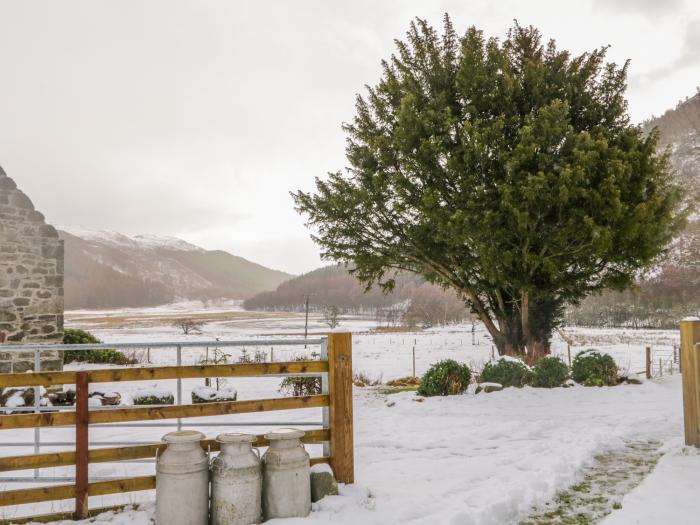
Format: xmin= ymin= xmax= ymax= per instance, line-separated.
xmin=1 ymin=0 xmax=698 ymax=274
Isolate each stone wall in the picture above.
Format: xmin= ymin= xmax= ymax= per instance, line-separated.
xmin=0 ymin=165 xmax=64 ymax=372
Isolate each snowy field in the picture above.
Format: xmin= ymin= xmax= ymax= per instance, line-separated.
xmin=0 ymin=303 xmax=695 ymax=524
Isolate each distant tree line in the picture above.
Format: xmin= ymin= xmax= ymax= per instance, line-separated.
xmin=243 ymin=265 xmax=471 ymax=328
xmin=566 ymin=265 xmax=700 ymax=329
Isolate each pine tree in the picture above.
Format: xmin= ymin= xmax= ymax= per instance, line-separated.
xmin=292 ymin=16 xmax=687 ymax=361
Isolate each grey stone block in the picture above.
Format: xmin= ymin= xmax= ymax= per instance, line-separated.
xmin=310 ymin=467 xmax=339 ymax=502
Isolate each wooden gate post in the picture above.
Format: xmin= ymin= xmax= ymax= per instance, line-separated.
xmin=680 ymin=318 xmax=700 ymax=447
xmin=327 ymin=331 xmax=354 ymax=484
xmin=75 ymin=371 xmax=90 ymax=519
xmin=645 ymin=347 xmax=652 ymax=380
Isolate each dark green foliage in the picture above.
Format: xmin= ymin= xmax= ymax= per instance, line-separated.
xmin=62 ymin=328 xmax=101 ymax=345
xmin=532 ymin=356 xmax=569 ymax=387
xmin=480 ymin=357 xmax=534 ymax=387
xmin=132 ymin=393 xmax=174 ymax=405
xmin=571 ymin=350 xmax=618 ymax=386
xmin=292 ymin=16 xmax=686 ymax=359
xmin=62 ymin=328 xmax=134 ymax=365
xmin=416 ymin=359 xmax=471 ymax=396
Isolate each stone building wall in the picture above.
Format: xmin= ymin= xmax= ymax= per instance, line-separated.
xmin=0 ymin=165 xmax=64 ymax=372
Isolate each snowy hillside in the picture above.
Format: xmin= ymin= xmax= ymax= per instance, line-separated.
xmin=60 ymin=227 xmax=205 ymax=253
xmin=58 ymin=227 xmax=292 ymax=309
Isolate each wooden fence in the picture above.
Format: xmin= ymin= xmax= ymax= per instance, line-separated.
xmin=0 ymin=332 xmax=354 ymax=524
xmin=680 ymin=318 xmax=700 ymax=447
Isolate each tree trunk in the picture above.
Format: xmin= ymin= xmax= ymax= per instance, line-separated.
xmin=472 ymin=292 xmax=554 ymax=363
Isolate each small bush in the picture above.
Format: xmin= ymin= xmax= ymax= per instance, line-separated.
xmin=571 ymin=349 xmax=618 ymax=386
xmin=532 ymin=356 xmax=569 ymax=388
xmin=480 ymin=357 xmax=533 ymax=387
xmin=62 ymin=329 xmax=135 ymax=365
xmin=416 ymin=359 xmax=471 ymax=397
xmin=279 ymin=354 xmax=322 ymax=397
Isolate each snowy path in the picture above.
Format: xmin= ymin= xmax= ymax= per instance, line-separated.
xmin=319 ymin=378 xmax=684 ymax=525
xmin=599 ymin=441 xmax=700 ymax=525
xmin=26 ymin=376 xmax=691 ymax=525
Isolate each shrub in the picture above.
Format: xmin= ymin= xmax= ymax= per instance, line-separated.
xmin=480 ymin=356 xmax=533 ymax=387
xmin=62 ymin=329 xmax=134 ymax=365
xmin=416 ymin=359 xmax=471 ymax=397
xmin=571 ymin=349 xmax=618 ymax=386
xmin=532 ymin=356 xmax=569 ymax=388
xmin=279 ymin=354 xmax=322 ymax=397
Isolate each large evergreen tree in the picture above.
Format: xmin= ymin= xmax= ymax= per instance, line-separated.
xmin=293 ymin=16 xmax=686 ymax=361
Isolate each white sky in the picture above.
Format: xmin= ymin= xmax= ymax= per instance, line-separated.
xmin=1 ymin=0 xmax=698 ymax=274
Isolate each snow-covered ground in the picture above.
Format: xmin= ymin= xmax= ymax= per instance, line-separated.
xmin=0 ymin=304 xmax=696 ymax=524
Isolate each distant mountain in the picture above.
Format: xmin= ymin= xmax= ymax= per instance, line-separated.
xmin=643 ymin=91 xmax=700 ymax=197
xmin=59 ymin=227 xmax=292 ymax=309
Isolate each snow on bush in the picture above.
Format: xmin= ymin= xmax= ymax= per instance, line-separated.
xmin=532 ymin=356 xmax=570 ymax=388
xmin=191 ymin=386 xmax=237 ymax=403
xmin=480 ymin=356 xmax=533 ymax=387
xmin=416 ymin=359 xmax=471 ymax=397
xmin=571 ymin=349 xmax=618 ymax=387
xmin=132 ymin=389 xmax=175 ymax=405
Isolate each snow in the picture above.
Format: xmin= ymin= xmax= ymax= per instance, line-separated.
xmin=490 ymin=354 xmax=531 ymax=368
xmin=601 ymin=442 xmax=700 ymax=525
xmin=11 ymin=377 xmax=688 ymax=525
xmin=3 ymin=392 xmax=25 ymax=409
xmin=131 ymin=389 xmax=174 ymax=402
xmin=191 ymin=386 xmax=237 ymax=401
xmin=58 ymin=226 xmax=203 ymax=252
xmin=310 ymin=463 xmax=334 ymax=475
xmin=2 ymin=309 xmax=697 ymax=524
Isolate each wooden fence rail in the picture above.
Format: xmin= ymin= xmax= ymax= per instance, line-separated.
xmin=0 ymin=332 xmax=353 ymax=522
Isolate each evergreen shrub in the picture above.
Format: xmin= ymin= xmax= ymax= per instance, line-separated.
xmin=532 ymin=356 xmax=569 ymax=388
xmin=62 ymin=329 xmax=134 ymax=365
xmin=417 ymin=359 xmax=471 ymax=397
xmin=571 ymin=349 xmax=618 ymax=386
xmin=480 ymin=357 xmax=533 ymax=387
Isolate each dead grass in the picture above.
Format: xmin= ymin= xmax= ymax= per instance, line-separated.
xmin=353 ymin=370 xmax=384 ymax=387
xmin=369 ymin=326 xmax=422 ymax=334
xmin=386 ymin=376 xmax=422 ymax=387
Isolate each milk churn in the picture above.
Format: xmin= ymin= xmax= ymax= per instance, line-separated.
xmin=211 ymin=433 xmax=262 ymax=525
xmin=262 ymin=428 xmax=311 ymax=519
xmin=156 ymin=430 xmax=209 ymax=525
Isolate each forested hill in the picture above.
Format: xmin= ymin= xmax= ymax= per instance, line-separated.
xmin=243 ymin=265 xmax=469 ymax=326
xmin=643 ymin=91 xmax=700 ymax=190
xmin=60 ymin=228 xmax=291 ymax=309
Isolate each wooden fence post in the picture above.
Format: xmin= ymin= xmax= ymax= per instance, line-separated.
xmin=412 ymin=346 xmax=416 ymax=378
xmin=567 ymin=344 xmax=571 ymax=367
xmin=75 ymin=371 xmax=89 ymax=519
xmin=680 ymin=318 xmax=700 ymax=447
xmin=645 ymin=347 xmax=652 ymax=380
xmin=327 ymin=331 xmax=354 ymax=484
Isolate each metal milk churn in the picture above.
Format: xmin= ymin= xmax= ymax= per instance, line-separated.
xmin=211 ymin=433 xmax=262 ymax=525
xmin=262 ymin=428 xmax=311 ymax=519
xmin=156 ymin=430 xmax=209 ymax=525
